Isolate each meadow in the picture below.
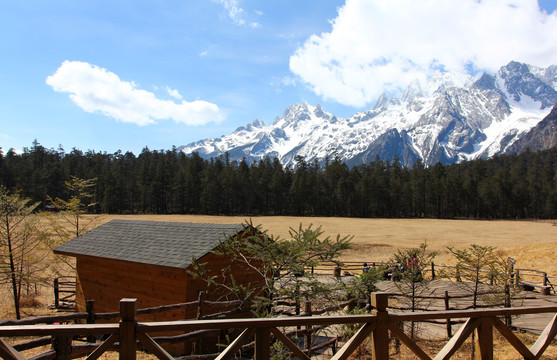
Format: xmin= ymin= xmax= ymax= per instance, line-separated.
xmin=97 ymin=215 xmax=557 ymax=275
xmin=2 ymin=215 xmax=556 ymax=320
xmin=2 ymin=215 xmax=557 ymax=359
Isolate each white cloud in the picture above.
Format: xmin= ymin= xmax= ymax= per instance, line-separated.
xmin=46 ymin=61 xmax=224 ymax=126
xmin=212 ymin=0 xmax=260 ymax=28
xmin=165 ymin=86 xmax=183 ymax=100
xmin=281 ymin=76 xmax=296 ymax=87
xmin=290 ymin=0 xmax=557 ymax=107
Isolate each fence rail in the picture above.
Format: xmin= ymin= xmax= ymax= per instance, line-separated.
xmin=314 ymin=260 xmax=556 ymax=295
xmin=1 ymin=294 xmax=556 ymax=360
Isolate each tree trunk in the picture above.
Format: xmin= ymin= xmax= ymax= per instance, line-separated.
xmin=6 ymin=217 xmax=21 ymax=319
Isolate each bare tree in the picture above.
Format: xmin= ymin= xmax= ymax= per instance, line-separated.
xmin=44 ymin=176 xmax=98 ymax=273
xmin=0 ymin=187 xmax=48 ymax=319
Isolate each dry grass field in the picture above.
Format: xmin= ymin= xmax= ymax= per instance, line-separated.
xmin=1 ymin=215 xmax=556 ymax=359
xmin=2 ymin=215 xmax=556 ymax=318
xmin=96 ymin=215 xmax=557 ymax=275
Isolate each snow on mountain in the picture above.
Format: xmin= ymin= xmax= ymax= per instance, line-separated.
xmin=178 ymin=61 xmax=557 ymax=167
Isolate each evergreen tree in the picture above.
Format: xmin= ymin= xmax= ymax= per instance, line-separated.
xmin=190 ymin=222 xmax=352 ymax=316
xmin=390 ymin=243 xmax=437 ymax=338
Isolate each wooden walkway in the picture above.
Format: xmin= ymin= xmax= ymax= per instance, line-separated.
xmin=376 ymin=279 xmax=557 ymax=336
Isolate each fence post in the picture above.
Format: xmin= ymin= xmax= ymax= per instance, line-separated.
xmin=295 ymin=284 xmax=301 ymax=317
xmin=51 ymin=335 xmax=72 ymax=360
xmin=254 ymin=328 xmax=271 ymax=360
xmin=431 ymin=262 xmax=436 ymax=280
xmin=371 ymin=293 xmax=389 ymax=360
xmin=86 ymin=300 xmax=96 ymax=343
xmin=305 ymin=301 xmax=312 ymax=357
xmin=444 ymin=291 xmax=452 ymax=338
xmin=54 ymin=278 xmax=59 ymax=309
xmin=504 ymin=284 xmax=512 ymax=328
xmin=541 ymin=272 xmax=550 ymax=295
xmin=119 ymin=298 xmax=137 ymax=360
xmin=474 ymin=318 xmax=494 ymax=360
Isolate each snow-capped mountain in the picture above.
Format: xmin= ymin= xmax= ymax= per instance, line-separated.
xmin=178 ymin=61 xmax=557 ymax=167
xmin=504 ymin=103 xmax=557 ymax=155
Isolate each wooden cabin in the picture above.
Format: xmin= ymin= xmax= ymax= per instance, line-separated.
xmin=53 ymin=219 xmax=263 ymax=320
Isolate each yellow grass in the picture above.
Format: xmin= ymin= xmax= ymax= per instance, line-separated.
xmin=3 ymin=215 xmax=556 ymax=319
xmin=2 ymin=215 xmax=556 ymax=359
xmin=96 ymin=215 xmax=557 ymax=275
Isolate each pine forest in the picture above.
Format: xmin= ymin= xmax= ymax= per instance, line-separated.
xmin=1 ymin=141 xmax=556 ymax=219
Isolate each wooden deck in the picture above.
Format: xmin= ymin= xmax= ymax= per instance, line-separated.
xmin=1 ymin=293 xmax=557 ymax=359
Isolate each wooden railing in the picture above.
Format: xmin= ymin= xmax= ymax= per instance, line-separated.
xmin=0 ymin=291 xmax=248 ymax=326
xmin=1 ymin=293 xmax=556 ymax=360
xmin=315 ymin=261 xmax=556 ymax=294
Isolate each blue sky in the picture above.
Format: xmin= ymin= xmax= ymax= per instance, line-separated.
xmin=1 ymin=0 xmax=557 ymax=155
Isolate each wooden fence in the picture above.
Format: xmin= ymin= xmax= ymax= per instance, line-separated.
xmin=1 ymin=294 xmax=556 ymax=360
xmin=53 ymin=277 xmax=76 ymax=309
xmin=0 ymin=284 xmax=532 ymax=354
xmin=0 ymin=291 xmax=354 ymax=359
xmin=52 ymin=260 xmax=555 ymax=312
xmin=314 ymin=261 xmax=556 ymax=295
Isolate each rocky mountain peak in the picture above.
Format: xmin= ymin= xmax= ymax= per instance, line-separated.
xmin=234 ymin=118 xmax=266 ymax=133
xmin=282 ymin=103 xmax=311 ymax=121
xmin=473 ymin=73 xmax=497 ymax=91
xmin=402 ymin=79 xmax=426 ymax=102
xmin=497 ymin=61 xmax=557 ymax=109
xmin=505 ymin=103 xmax=557 ymax=154
xmin=179 ymin=61 xmax=557 ymax=168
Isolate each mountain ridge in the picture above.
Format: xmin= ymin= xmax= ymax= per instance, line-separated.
xmin=179 ymin=61 xmax=557 ymax=167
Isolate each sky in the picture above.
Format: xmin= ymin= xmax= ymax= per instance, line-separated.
xmin=1 ymin=0 xmax=557 ymax=155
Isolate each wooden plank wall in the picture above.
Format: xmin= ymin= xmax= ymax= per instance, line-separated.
xmin=75 ymin=256 xmax=194 ymax=355
xmin=75 ymin=256 xmax=188 ymax=322
xmin=75 ymin=252 xmax=265 ymax=319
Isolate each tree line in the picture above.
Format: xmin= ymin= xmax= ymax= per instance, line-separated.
xmin=1 ymin=140 xmax=556 ymax=219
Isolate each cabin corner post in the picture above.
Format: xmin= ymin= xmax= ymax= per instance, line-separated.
xmin=119 ymin=298 xmax=137 ymax=360
xmin=371 ymin=292 xmax=389 ymax=360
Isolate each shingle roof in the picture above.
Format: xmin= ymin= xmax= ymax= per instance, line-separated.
xmin=53 ymin=219 xmax=245 ymax=269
